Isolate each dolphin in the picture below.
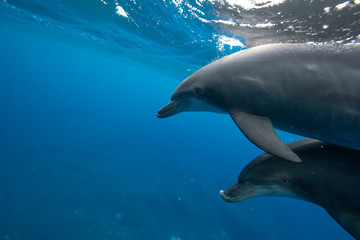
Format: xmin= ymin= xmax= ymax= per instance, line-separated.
xmin=220 ymin=139 xmax=360 ymax=240
xmin=157 ymin=43 xmax=360 ymax=162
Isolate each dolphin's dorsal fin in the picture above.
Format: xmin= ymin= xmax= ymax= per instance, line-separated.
xmin=326 ymin=209 xmax=360 ymax=240
xmin=229 ymin=110 xmax=301 ymax=162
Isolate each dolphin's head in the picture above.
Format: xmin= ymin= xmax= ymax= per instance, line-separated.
xmin=157 ymin=70 xmax=226 ymax=118
xmin=220 ymin=154 xmax=301 ymax=203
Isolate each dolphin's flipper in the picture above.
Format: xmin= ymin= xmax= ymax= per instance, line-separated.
xmin=327 ymin=210 xmax=360 ymax=240
xmin=229 ymin=110 xmax=302 ymax=162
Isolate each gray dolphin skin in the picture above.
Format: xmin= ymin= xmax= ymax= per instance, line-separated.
xmin=220 ymin=139 xmax=360 ymax=240
xmin=157 ymin=43 xmax=360 ymax=162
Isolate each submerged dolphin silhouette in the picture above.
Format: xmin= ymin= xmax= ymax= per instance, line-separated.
xmin=157 ymin=43 xmax=360 ymax=162
xmin=220 ymin=139 xmax=360 ymax=240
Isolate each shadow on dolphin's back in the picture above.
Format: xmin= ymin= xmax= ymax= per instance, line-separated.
xmin=221 ymin=139 xmax=360 ymax=240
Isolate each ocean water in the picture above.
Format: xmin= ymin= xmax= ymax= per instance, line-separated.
xmin=0 ymin=0 xmax=359 ymax=240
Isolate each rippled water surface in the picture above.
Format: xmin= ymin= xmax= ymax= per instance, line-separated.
xmin=2 ymin=0 xmax=359 ymax=69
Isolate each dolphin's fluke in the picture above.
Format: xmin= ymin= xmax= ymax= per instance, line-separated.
xmin=230 ymin=110 xmax=302 ymax=163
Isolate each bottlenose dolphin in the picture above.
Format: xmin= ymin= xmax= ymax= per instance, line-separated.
xmin=157 ymin=43 xmax=360 ymax=162
xmin=220 ymin=139 xmax=360 ymax=240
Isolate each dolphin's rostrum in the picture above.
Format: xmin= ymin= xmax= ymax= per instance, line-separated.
xmin=157 ymin=43 xmax=360 ymax=162
xmin=220 ymin=139 xmax=360 ymax=240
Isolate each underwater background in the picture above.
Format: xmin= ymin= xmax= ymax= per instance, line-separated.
xmin=0 ymin=0 xmax=359 ymax=239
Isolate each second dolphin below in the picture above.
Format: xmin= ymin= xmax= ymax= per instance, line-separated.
xmin=157 ymin=43 xmax=360 ymax=162
xmin=220 ymin=138 xmax=360 ymax=240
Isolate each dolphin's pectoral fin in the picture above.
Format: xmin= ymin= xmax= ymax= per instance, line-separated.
xmin=229 ymin=110 xmax=302 ymax=163
xmin=327 ymin=209 xmax=360 ymax=240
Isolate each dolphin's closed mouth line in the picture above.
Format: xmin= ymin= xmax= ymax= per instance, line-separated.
xmin=157 ymin=101 xmax=176 ymax=118
xmin=219 ymin=190 xmax=232 ymax=202
xmin=220 ymin=189 xmax=245 ymax=203
xmin=157 ymin=99 xmax=185 ymax=118
xmin=219 ymin=190 xmax=226 ymax=199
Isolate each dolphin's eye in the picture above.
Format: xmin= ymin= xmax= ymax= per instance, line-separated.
xmin=194 ymin=87 xmax=202 ymax=94
xmin=281 ymin=178 xmax=289 ymax=184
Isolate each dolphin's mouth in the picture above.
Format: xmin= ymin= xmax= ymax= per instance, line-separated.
xmin=219 ymin=189 xmax=240 ymax=203
xmin=156 ymin=98 xmax=187 ymax=118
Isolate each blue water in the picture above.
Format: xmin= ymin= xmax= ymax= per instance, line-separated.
xmin=0 ymin=0 xmax=358 ymax=239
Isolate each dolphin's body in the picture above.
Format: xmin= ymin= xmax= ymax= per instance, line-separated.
xmin=220 ymin=139 xmax=360 ymax=240
xmin=157 ymin=43 xmax=360 ymax=162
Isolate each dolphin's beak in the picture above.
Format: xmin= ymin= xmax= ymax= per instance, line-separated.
xmin=219 ymin=183 xmax=256 ymax=203
xmin=156 ymin=99 xmax=187 ymax=118
xmin=219 ymin=190 xmax=233 ymax=202
xmin=219 ymin=189 xmax=240 ymax=203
